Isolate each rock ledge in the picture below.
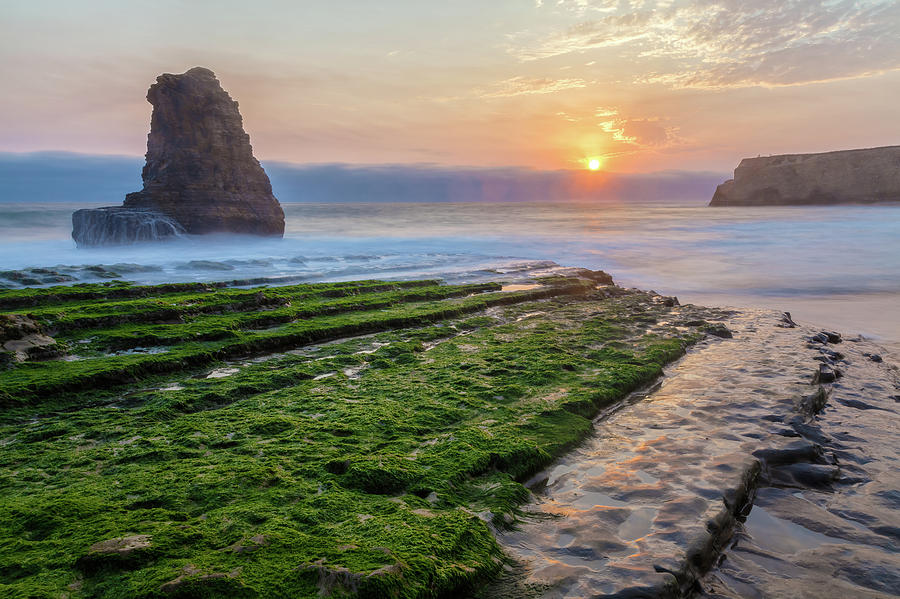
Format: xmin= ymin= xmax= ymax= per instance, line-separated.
xmin=710 ymin=145 xmax=900 ymax=206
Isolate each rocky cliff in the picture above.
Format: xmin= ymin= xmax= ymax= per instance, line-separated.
xmin=710 ymin=145 xmax=900 ymax=206
xmin=73 ymin=67 xmax=284 ymax=246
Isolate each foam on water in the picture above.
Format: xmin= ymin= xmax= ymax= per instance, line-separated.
xmin=1 ymin=200 xmax=898 ymax=347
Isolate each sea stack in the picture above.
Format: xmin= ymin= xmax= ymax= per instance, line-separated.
xmin=72 ymin=67 xmax=285 ymax=246
xmin=710 ymin=145 xmax=900 ymax=206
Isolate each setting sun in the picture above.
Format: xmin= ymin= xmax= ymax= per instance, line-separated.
xmin=588 ymin=158 xmax=602 ymax=170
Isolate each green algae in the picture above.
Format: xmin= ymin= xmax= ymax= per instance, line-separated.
xmin=0 ymin=276 xmax=719 ymax=598
xmin=0 ymin=283 xmax=594 ymax=408
xmin=11 ymin=280 xmax=467 ymax=335
xmin=0 ymin=279 xmax=447 ymax=311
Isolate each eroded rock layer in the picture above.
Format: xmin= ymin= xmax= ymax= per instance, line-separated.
xmin=710 ymin=145 xmax=900 ymax=206
xmin=72 ymin=67 xmax=284 ymax=246
xmin=72 ymin=207 xmax=184 ymax=246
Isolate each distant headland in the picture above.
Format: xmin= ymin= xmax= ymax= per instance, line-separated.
xmin=72 ymin=67 xmax=284 ymax=247
xmin=710 ymin=145 xmax=900 ymax=206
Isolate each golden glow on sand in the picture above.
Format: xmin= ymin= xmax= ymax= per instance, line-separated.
xmin=588 ymin=158 xmax=602 ymax=171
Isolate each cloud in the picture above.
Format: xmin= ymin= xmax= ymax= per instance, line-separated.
xmin=476 ymin=76 xmax=588 ymax=97
xmin=596 ymin=107 xmax=635 ymax=142
xmin=514 ymin=19 xmax=649 ymax=60
xmin=621 ymin=119 xmax=676 ymax=146
xmin=516 ymin=0 xmax=900 ymax=88
xmin=594 ymin=107 xmax=680 ymax=146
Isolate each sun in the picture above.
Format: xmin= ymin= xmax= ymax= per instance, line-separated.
xmin=587 ymin=158 xmax=602 ymax=171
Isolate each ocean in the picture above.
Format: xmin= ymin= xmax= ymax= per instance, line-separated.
xmin=1 ymin=200 xmax=898 ymax=354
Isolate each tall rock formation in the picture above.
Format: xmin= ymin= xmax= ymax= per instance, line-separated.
xmin=73 ymin=67 xmax=284 ymax=246
xmin=710 ymin=146 xmax=900 ymax=206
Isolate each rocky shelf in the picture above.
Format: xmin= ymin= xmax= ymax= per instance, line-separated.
xmin=1 ymin=273 xmax=896 ymax=598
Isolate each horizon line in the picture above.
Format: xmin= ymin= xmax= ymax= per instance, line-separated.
xmin=0 ymin=149 xmax=731 ymax=177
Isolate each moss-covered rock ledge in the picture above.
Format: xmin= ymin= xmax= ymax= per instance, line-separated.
xmin=0 ymin=273 xmax=726 ymax=598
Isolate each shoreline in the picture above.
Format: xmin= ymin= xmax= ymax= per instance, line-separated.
xmin=1 ymin=274 xmax=897 ymax=598
xmin=2 ymin=199 xmax=898 ymax=364
xmin=664 ymin=290 xmax=900 ymax=361
xmin=3 ymin=264 xmax=898 ymax=361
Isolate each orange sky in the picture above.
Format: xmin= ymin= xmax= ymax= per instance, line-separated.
xmin=2 ymin=0 xmax=899 ymax=173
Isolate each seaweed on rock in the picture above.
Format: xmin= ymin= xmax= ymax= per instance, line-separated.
xmin=0 ymin=276 xmax=716 ymax=598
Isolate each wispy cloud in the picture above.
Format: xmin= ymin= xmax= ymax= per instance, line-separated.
xmin=476 ymin=76 xmax=588 ymax=97
xmin=594 ymin=106 xmax=680 ymax=146
xmin=515 ymin=0 xmax=900 ymax=88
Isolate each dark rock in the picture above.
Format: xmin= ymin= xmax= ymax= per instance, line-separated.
xmin=0 ymin=314 xmax=64 ymax=362
xmin=813 ymin=350 xmax=845 ymax=364
xmin=777 ymin=312 xmax=797 ymax=328
xmin=72 ymin=67 xmax=284 ymax=246
xmin=72 ymin=207 xmax=184 ymax=246
xmin=774 ymin=427 xmax=802 ymax=437
xmin=0 ymin=269 xmax=76 ymax=285
xmin=87 ymin=535 xmax=152 ymax=556
xmin=704 ymin=323 xmax=733 ymax=338
xmin=812 ymin=363 xmax=842 ymax=384
xmin=823 ymin=349 xmax=845 ymax=361
xmin=753 ymin=441 xmax=827 ymax=467
xmin=788 ymin=417 xmax=833 ymax=445
xmin=809 ymin=332 xmax=830 ymax=344
xmin=0 ymin=314 xmax=40 ymax=343
xmin=84 ymin=265 xmax=121 ymax=279
xmin=75 ymin=535 xmax=154 ymax=573
xmin=159 ymin=564 xmax=244 ymax=595
xmin=0 ymin=271 xmax=42 ymax=286
xmin=660 ymin=296 xmax=679 ymax=307
xmin=226 ymin=534 xmax=268 ymax=554
xmin=864 ymin=353 xmax=883 ymax=363
xmin=175 ymin=260 xmax=236 ymax=271
xmin=710 ymin=145 xmax=900 ymax=206
xmin=872 ymin=525 xmax=900 ymax=540
xmin=823 ymin=331 xmax=842 ymax=343
xmin=768 ymin=463 xmax=840 ymax=490
xmin=587 ymin=269 xmax=615 ymax=285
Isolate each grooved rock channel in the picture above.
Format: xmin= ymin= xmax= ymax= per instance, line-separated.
xmin=474 ymin=310 xmax=899 ymax=599
xmin=72 ymin=67 xmax=284 ymax=247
